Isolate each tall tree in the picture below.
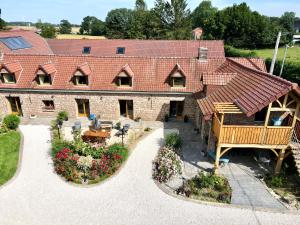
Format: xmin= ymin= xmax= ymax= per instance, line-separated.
xmin=59 ymin=19 xmax=72 ymax=34
xmin=151 ymin=0 xmax=192 ymax=40
xmin=40 ymin=23 xmax=56 ymax=38
xmin=279 ymin=12 xmax=296 ymax=41
xmin=105 ymin=8 xmax=133 ymax=39
xmin=135 ymin=0 xmax=147 ymax=11
xmin=192 ymin=1 xmax=218 ymax=39
xmin=79 ymin=16 xmax=105 ymax=35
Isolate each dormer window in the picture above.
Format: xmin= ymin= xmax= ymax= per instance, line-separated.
xmin=0 ymin=69 xmax=16 ymax=84
xmin=82 ymin=46 xmax=91 ymax=54
xmin=170 ymin=72 xmax=185 ymax=87
xmin=36 ymin=70 xmax=51 ymax=85
xmin=117 ymin=47 xmax=125 ymax=54
xmin=169 ymin=64 xmax=186 ymax=88
xmin=73 ymin=70 xmax=88 ymax=86
xmin=117 ymin=72 xmax=132 ymax=87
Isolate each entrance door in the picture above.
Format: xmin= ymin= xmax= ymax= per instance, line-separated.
xmin=7 ymin=97 xmax=22 ymax=116
xmin=170 ymin=101 xmax=184 ymax=119
xmin=119 ymin=100 xmax=133 ymax=119
xmin=76 ymin=99 xmax=90 ymax=117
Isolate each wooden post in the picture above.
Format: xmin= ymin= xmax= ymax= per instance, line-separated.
xmin=275 ymin=148 xmax=286 ymax=175
xmin=214 ymin=146 xmax=221 ymax=174
xmin=206 ymin=120 xmax=212 ymax=153
xmin=292 ymin=103 xmax=300 ymax=128
xmin=262 ymin=103 xmax=272 ymax=144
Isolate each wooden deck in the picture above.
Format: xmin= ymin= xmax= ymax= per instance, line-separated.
xmin=213 ymin=116 xmax=293 ymax=147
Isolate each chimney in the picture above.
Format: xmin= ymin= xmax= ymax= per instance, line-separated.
xmin=192 ymin=27 xmax=203 ymax=40
xmin=198 ymin=47 xmax=208 ymax=61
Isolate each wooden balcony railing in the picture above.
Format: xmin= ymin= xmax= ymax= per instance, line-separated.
xmin=213 ymin=116 xmax=293 ymax=146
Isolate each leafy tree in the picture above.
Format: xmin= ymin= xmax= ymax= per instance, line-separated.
xmin=90 ymin=19 xmax=105 ymax=36
xmin=279 ymin=12 xmax=296 ymax=40
xmin=105 ymin=8 xmax=133 ymax=39
xmin=0 ymin=18 xmax=7 ymax=30
xmin=135 ymin=0 xmax=147 ymax=11
xmin=40 ymin=23 xmax=56 ymax=38
xmin=80 ymin=16 xmax=105 ymax=35
xmin=192 ymin=1 xmax=218 ymax=39
xmin=59 ymin=19 xmax=72 ymax=34
xmin=151 ymin=0 xmax=192 ymax=40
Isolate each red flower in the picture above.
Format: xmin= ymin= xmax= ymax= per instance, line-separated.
xmin=113 ymin=153 xmax=122 ymax=161
xmin=56 ymin=148 xmax=71 ymax=160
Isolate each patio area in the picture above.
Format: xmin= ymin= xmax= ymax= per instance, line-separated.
xmin=162 ymin=121 xmax=286 ymax=210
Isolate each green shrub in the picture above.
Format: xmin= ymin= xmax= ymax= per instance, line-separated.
xmin=265 ymin=174 xmax=287 ymax=188
xmin=57 ymin=111 xmax=68 ymax=121
xmin=115 ymin=122 xmax=121 ymax=130
xmin=107 ymin=144 xmax=128 ymax=162
xmin=224 ymin=45 xmax=258 ymax=57
xmin=3 ymin=114 xmax=21 ymax=130
xmin=165 ymin=133 xmax=182 ymax=150
xmin=51 ymin=139 xmax=72 ymax=157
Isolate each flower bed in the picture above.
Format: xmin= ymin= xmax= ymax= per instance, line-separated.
xmin=51 ymin=127 xmax=128 ymax=184
xmin=152 ymin=132 xmax=183 ymax=183
xmin=177 ymin=172 xmax=232 ymax=204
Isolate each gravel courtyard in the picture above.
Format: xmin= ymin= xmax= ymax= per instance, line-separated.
xmin=0 ymin=125 xmax=299 ymax=225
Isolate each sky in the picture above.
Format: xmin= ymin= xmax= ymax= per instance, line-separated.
xmin=1 ymin=0 xmax=299 ymax=24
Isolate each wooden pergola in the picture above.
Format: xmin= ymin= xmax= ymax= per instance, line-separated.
xmin=210 ymin=93 xmax=300 ymax=175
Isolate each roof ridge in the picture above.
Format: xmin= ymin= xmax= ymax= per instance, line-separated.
xmin=226 ymin=58 xmax=292 ymax=87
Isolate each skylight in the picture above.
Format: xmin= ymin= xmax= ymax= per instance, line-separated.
xmin=0 ymin=36 xmax=32 ymax=50
xmin=82 ymin=46 xmax=91 ymax=54
xmin=116 ymin=47 xmax=125 ymax=54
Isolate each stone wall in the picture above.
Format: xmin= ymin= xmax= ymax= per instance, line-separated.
xmin=0 ymin=92 xmax=197 ymax=121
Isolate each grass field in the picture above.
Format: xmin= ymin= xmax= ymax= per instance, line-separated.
xmin=0 ymin=131 xmax=21 ymax=185
xmin=237 ymin=46 xmax=300 ymax=63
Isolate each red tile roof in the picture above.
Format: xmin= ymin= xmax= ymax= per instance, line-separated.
xmin=0 ymin=30 xmax=53 ymax=55
xmin=39 ymin=62 xmax=56 ymax=75
xmin=77 ymin=62 xmax=92 ymax=76
xmin=202 ymin=72 xmax=236 ymax=85
xmin=0 ymin=54 xmax=224 ymax=93
xmin=120 ymin=64 xmax=134 ymax=77
xmin=2 ymin=61 xmax=22 ymax=73
xmin=227 ymin=58 xmax=267 ymax=72
xmin=197 ymin=58 xmax=296 ymax=119
xmin=47 ymin=39 xmax=225 ymax=58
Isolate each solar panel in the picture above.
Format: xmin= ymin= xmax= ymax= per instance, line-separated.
xmin=0 ymin=36 xmax=32 ymax=50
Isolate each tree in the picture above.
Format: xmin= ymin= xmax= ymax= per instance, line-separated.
xmin=105 ymin=8 xmax=133 ymax=39
xmin=40 ymin=23 xmax=56 ymax=38
xmin=0 ymin=18 xmax=7 ymax=30
xmin=150 ymin=0 xmax=192 ymax=40
xmin=279 ymin=12 xmax=296 ymax=41
xmin=79 ymin=16 xmax=105 ymax=36
xmin=59 ymin=19 xmax=72 ymax=34
xmin=192 ymin=1 xmax=218 ymax=39
xmin=135 ymin=0 xmax=147 ymax=11
xmin=35 ymin=19 xmax=43 ymax=29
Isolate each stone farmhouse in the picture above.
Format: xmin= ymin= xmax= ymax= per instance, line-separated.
xmin=1 ymin=29 xmax=300 ymax=174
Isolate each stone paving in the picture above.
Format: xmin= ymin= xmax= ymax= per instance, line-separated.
xmin=0 ymin=125 xmax=299 ymax=225
xmin=163 ymin=121 xmax=286 ymax=210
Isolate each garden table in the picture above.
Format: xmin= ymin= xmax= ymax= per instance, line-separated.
xmin=82 ymin=130 xmax=110 ymax=143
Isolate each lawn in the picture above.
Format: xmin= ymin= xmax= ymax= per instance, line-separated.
xmin=0 ymin=131 xmax=21 ymax=185
xmin=237 ymin=46 xmax=300 ymax=63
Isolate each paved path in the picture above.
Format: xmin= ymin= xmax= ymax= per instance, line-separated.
xmin=0 ymin=125 xmax=299 ymax=225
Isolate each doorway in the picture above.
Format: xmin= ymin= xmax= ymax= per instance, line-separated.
xmin=119 ymin=100 xmax=133 ymax=119
xmin=76 ymin=99 xmax=90 ymax=117
xmin=170 ymin=101 xmax=184 ymax=119
xmin=7 ymin=96 xmax=22 ymax=116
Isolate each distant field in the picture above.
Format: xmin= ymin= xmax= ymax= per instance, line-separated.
xmin=56 ymin=34 xmax=106 ymax=40
xmin=238 ymin=46 xmax=300 ymax=63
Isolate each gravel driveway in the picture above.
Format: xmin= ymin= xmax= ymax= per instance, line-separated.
xmin=0 ymin=125 xmax=299 ymax=225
